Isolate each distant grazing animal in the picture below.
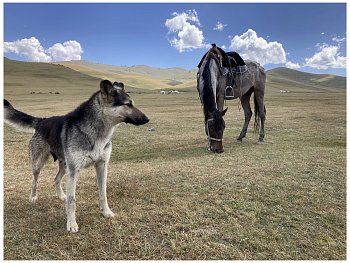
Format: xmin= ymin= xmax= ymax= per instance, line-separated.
xmin=4 ymin=80 xmax=150 ymax=232
xmin=197 ymin=44 xmax=266 ymax=153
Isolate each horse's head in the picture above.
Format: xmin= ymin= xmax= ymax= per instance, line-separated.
xmin=206 ymin=108 xmax=228 ymax=153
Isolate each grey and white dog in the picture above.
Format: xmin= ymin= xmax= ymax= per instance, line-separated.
xmin=4 ymin=80 xmax=149 ymax=232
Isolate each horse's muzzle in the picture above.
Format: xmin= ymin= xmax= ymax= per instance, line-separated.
xmin=208 ymin=145 xmax=224 ymax=154
xmin=214 ymin=148 xmax=224 ymax=154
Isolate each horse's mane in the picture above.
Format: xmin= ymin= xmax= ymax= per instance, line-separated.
xmin=201 ymin=57 xmax=217 ymax=114
xmin=198 ymin=47 xmax=245 ymax=69
xmin=197 ymin=44 xmax=230 ymax=69
xmin=200 ymin=57 xmax=225 ymax=130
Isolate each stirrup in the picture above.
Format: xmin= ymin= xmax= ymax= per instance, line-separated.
xmin=225 ymin=86 xmax=234 ymax=100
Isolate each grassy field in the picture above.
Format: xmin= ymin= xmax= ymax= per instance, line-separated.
xmin=3 ymin=60 xmax=346 ymax=259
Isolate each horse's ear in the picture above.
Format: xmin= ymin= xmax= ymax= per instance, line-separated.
xmin=222 ymin=107 xmax=228 ymax=116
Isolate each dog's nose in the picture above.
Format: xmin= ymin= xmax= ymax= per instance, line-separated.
xmin=143 ymin=117 xmax=150 ymax=124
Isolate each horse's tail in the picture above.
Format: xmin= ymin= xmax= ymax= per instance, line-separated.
xmin=253 ymin=93 xmax=259 ymax=133
xmin=253 ymin=93 xmax=266 ymax=134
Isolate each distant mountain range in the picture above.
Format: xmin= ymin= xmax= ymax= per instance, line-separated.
xmin=4 ymin=58 xmax=346 ymax=93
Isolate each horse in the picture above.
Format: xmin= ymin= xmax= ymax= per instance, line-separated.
xmin=196 ymin=44 xmax=266 ymax=153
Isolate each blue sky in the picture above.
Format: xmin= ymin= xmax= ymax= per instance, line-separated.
xmin=4 ymin=3 xmax=347 ymax=76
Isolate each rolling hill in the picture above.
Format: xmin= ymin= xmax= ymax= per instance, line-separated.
xmin=3 ymin=58 xmax=154 ymax=98
xmin=56 ymin=60 xmax=345 ymax=92
xmin=4 ymin=58 xmax=346 ymax=96
xmin=53 ymin=60 xmax=197 ymax=90
xmin=266 ymin=67 xmax=346 ymax=92
xmin=4 ymin=58 xmax=102 ymax=97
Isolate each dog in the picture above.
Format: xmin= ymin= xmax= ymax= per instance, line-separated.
xmin=4 ymin=80 xmax=149 ymax=232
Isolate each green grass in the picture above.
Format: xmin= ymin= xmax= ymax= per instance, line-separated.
xmin=3 ymin=59 xmax=346 ymax=259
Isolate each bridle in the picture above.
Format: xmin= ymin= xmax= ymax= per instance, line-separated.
xmin=206 ymin=118 xmax=223 ymax=144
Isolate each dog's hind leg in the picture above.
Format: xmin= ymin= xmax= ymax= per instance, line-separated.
xmin=54 ymin=160 xmax=66 ymax=201
xmin=29 ymin=134 xmax=50 ymax=203
xmin=30 ymin=170 xmax=41 ymax=203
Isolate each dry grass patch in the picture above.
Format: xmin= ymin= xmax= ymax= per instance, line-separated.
xmin=4 ymin=89 xmax=346 ymax=259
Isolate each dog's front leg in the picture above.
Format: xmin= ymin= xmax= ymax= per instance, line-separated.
xmin=54 ymin=160 xmax=67 ymax=201
xmin=66 ymin=172 xmax=79 ymax=232
xmin=95 ymin=160 xmax=115 ymax=218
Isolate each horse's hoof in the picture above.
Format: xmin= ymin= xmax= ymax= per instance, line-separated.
xmin=258 ymin=141 xmax=264 ymax=145
xmin=236 ymin=139 xmax=242 ymax=144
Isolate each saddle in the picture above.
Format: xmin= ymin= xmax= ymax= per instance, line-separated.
xmin=216 ymin=52 xmax=247 ymax=75
xmin=226 ymin=51 xmax=245 ymax=67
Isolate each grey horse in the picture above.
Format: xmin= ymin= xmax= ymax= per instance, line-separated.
xmin=197 ymin=44 xmax=266 ymax=153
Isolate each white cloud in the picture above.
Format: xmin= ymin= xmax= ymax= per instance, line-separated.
xmin=213 ymin=21 xmax=227 ymax=32
xmin=332 ymin=35 xmax=346 ymax=43
xmin=48 ymin=41 xmax=83 ymax=61
xmin=4 ymin=37 xmax=83 ymax=62
xmin=229 ymin=29 xmax=286 ymax=65
xmin=4 ymin=37 xmax=51 ymax=62
xmin=165 ymin=10 xmax=206 ymax=52
xmin=285 ymin=61 xmax=300 ymax=69
xmin=304 ymin=44 xmax=346 ymax=69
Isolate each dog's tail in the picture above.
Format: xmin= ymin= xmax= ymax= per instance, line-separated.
xmin=4 ymin=99 xmax=43 ymax=133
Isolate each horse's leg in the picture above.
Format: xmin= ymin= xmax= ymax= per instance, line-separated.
xmin=255 ymin=91 xmax=266 ymax=144
xmin=237 ymin=87 xmax=254 ymax=143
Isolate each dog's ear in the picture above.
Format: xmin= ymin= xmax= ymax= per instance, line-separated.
xmin=100 ymin=80 xmax=114 ymax=97
xmin=113 ymin=81 xmax=124 ymax=91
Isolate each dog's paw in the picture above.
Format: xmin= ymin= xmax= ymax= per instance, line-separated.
xmin=29 ymin=195 xmax=37 ymax=203
xmin=102 ymin=209 xmax=115 ymax=218
xmin=58 ymin=193 xmax=67 ymax=201
xmin=67 ymin=219 xmax=79 ymax=233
